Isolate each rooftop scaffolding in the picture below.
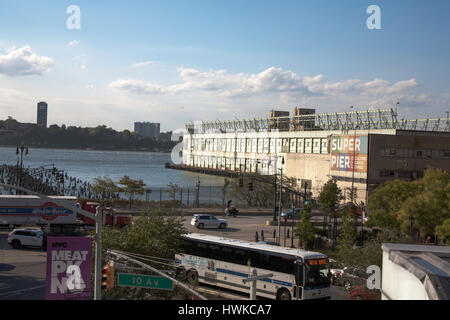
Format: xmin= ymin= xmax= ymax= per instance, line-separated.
xmin=186 ymin=108 xmax=450 ymax=134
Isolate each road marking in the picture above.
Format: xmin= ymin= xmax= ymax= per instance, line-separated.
xmin=0 ymin=284 xmax=45 ymax=297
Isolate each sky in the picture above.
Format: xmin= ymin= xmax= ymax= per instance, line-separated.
xmin=0 ymin=0 xmax=449 ymax=132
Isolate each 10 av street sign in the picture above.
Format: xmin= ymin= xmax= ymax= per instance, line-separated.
xmin=118 ymin=273 xmax=173 ymax=290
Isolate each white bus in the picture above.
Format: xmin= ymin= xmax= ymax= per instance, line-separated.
xmin=175 ymin=233 xmax=331 ymax=300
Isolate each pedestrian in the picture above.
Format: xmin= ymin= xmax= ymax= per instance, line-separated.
xmin=255 ymin=231 xmax=259 ymax=242
xmin=273 ymin=229 xmax=276 ymax=239
xmin=261 ymin=230 xmax=264 ymax=241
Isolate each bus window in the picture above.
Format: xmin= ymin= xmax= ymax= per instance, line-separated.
xmin=305 ymin=265 xmax=330 ymax=286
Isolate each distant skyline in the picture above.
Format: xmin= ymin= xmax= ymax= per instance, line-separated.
xmin=0 ymin=0 xmax=449 ymax=132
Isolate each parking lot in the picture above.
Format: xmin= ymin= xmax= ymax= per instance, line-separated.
xmin=0 ymin=214 xmax=350 ymax=300
xmin=0 ymin=229 xmax=47 ymax=300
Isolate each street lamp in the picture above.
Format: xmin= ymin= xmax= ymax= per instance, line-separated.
xmin=277 ymin=157 xmax=285 ymax=246
xmin=15 ymin=143 xmax=29 ymax=188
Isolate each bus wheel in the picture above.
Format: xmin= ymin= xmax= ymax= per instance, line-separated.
xmin=187 ymin=270 xmax=199 ymax=286
xmin=277 ymin=288 xmax=291 ymax=300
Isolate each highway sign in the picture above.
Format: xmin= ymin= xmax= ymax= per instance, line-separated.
xmin=117 ymin=273 xmax=173 ymax=290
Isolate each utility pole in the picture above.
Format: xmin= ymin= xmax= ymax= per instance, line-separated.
xmin=277 ymin=157 xmax=285 ymax=246
xmin=94 ymin=204 xmax=103 ymax=300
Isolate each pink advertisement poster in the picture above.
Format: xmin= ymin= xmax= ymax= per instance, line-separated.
xmin=45 ymin=237 xmax=93 ymax=300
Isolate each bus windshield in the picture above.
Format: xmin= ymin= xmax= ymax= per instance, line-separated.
xmin=305 ymin=264 xmax=331 ymax=286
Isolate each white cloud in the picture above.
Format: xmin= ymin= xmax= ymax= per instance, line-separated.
xmin=68 ymin=40 xmax=79 ymax=47
xmin=109 ymin=66 xmax=418 ymax=101
xmin=131 ymin=61 xmax=156 ymax=68
xmin=109 ymin=79 xmax=167 ymax=94
xmin=0 ymin=46 xmax=54 ymax=76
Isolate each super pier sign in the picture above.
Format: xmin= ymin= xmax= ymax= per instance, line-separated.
xmin=330 ymin=135 xmax=368 ymax=173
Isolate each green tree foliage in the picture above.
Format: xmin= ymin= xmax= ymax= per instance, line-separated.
xmin=319 ymin=178 xmax=343 ymax=214
xmin=294 ymin=205 xmax=316 ymax=249
xmin=368 ymin=168 xmax=450 ymax=239
xmin=367 ymin=179 xmax=417 ymax=231
xmin=100 ymin=210 xmax=188 ymax=299
xmin=436 ymin=218 xmax=450 ymax=245
xmin=0 ymin=118 xmax=176 ymax=151
xmin=91 ymin=176 xmax=119 ymax=202
xmin=337 ymin=213 xmax=358 ymax=248
xmin=119 ymin=176 xmax=146 ymax=208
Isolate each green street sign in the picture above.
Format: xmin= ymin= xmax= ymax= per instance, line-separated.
xmin=118 ymin=273 xmax=173 ymax=291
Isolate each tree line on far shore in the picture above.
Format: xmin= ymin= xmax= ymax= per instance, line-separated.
xmin=0 ymin=117 xmax=176 ymax=152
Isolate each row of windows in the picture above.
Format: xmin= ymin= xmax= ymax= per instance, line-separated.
xmin=187 ymin=137 xmax=328 ymax=155
xmin=188 ymin=156 xmax=276 ymax=174
xmin=380 ymin=148 xmax=450 ymax=159
xmin=181 ymin=239 xmax=295 ymax=274
xmin=379 ymin=169 xmax=424 ymax=179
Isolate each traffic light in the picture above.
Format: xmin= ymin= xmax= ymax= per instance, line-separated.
xmin=101 ymin=261 xmax=115 ymax=290
xmin=239 ymin=178 xmax=244 ymax=187
xmin=248 ymin=181 xmax=253 ymax=192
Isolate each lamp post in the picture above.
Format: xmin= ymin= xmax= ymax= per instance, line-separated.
xmin=16 ymin=143 xmax=29 ymax=189
xmin=277 ymin=157 xmax=285 ymax=246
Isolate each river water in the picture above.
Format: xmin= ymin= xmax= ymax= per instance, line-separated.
xmin=0 ymin=147 xmax=226 ymax=203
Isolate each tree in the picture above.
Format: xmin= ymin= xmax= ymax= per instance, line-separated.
xmin=397 ymin=168 xmax=450 ymax=238
xmin=436 ymin=218 xmax=450 ymax=246
xmin=318 ymin=178 xmax=343 ymax=245
xmin=367 ymin=179 xmax=417 ymax=231
xmin=337 ymin=212 xmax=358 ymax=248
xmin=319 ymin=178 xmax=343 ymax=213
xmin=100 ymin=210 xmax=188 ymax=299
xmin=166 ymin=182 xmax=180 ymax=201
xmin=91 ymin=176 xmax=119 ymax=203
xmin=294 ymin=205 xmax=316 ymax=249
xmin=368 ymin=168 xmax=450 ymax=241
xmin=118 ymin=176 xmax=146 ymax=208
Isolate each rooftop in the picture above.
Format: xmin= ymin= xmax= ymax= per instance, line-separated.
xmin=186 ymin=108 xmax=450 ymax=134
xmin=382 ymin=243 xmax=450 ymax=300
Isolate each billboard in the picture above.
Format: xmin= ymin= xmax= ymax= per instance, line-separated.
xmin=330 ymin=135 xmax=368 ymax=173
xmin=46 ymin=237 xmax=93 ymax=300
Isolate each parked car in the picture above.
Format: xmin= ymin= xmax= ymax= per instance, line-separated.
xmin=349 ymin=285 xmax=381 ymax=300
xmin=191 ymin=214 xmax=228 ymax=229
xmin=280 ymin=208 xmax=302 ymax=219
xmin=7 ymin=228 xmax=45 ymax=249
xmin=332 ymin=266 xmax=366 ymax=290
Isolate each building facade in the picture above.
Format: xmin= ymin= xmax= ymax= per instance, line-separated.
xmin=37 ymin=101 xmax=48 ymax=128
xmin=134 ymin=122 xmax=160 ymax=139
xmin=181 ymin=108 xmax=450 ymax=205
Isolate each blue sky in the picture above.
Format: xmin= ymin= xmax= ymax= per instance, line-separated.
xmin=0 ymin=0 xmax=449 ymax=131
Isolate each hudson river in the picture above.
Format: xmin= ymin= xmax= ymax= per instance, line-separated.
xmin=0 ymin=147 xmax=226 ymax=202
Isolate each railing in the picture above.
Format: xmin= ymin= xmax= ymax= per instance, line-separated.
xmin=186 ymin=108 xmax=450 ymax=134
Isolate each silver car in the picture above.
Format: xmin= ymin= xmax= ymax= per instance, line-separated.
xmin=191 ymin=214 xmax=228 ymax=229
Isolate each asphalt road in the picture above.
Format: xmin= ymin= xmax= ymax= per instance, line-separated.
xmin=0 ymin=214 xmax=350 ymax=300
xmin=0 ymin=230 xmax=47 ymax=300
